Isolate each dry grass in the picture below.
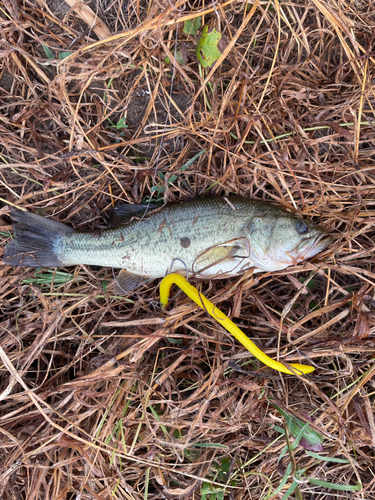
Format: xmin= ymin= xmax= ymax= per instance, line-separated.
xmin=1 ymin=0 xmax=375 ymax=498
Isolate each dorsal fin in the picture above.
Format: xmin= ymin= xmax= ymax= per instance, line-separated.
xmin=107 ymin=203 xmax=159 ymax=227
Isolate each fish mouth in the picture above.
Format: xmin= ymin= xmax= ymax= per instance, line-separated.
xmin=304 ymin=232 xmax=333 ymax=259
xmin=284 ymin=232 xmax=332 ymax=267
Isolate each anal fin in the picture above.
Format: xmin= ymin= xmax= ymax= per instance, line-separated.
xmin=113 ymin=269 xmax=154 ymax=294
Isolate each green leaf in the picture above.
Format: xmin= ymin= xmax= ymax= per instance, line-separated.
xmin=107 ymin=117 xmax=116 ymax=127
xmin=264 ymin=463 xmax=292 ymax=499
xmin=309 ymin=299 xmax=319 ymax=311
xmin=149 ymin=405 xmax=169 ymax=438
xmin=107 ymin=116 xmax=128 ymax=130
xmin=192 ymin=442 xmax=229 ymax=449
xmin=166 ymin=149 xmax=205 ymax=187
xmin=168 ymin=174 xmax=178 ymax=184
xmin=176 ymin=49 xmax=187 ymax=66
xmin=165 ymin=49 xmax=187 ymax=66
xmin=180 ymin=149 xmax=206 ymax=171
xmin=58 ymin=51 xmax=73 ymax=60
xmin=153 ymin=149 xmax=206 ymax=194
xmin=196 ymin=26 xmax=222 ymax=68
xmin=41 ymin=43 xmax=54 ymax=60
xmin=298 ymin=277 xmax=316 ymax=290
xmin=308 ymin=478 xmax=361 ymax=491
xmin=21 ymin=269 xmax=80 ymax=288
xmin=271 ymin=403 xmax=324 ymax=453
xmin=183 ymin=17 xmax=201 ymax=37
xmin=166 ymin=337 xmax=183 ymax=345
xmin=281 ymin=479 xmax=299 ymax=500
xmin=201 ymin=482 xmax=224 ymax=500
xmin=200 ymin=457 xmax=234 ymax=500
xmin=306 ymin=452 xmax=350 ymax=463
xmin=116 ymin=117 xmax=127 ymax=129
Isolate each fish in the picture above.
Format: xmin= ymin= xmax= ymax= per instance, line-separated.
xmin=2 ymin=196 xmax=332 ymax=293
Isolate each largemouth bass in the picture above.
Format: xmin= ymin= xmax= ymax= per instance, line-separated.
xmin=3 ymin=197 xmax=332 ymax=292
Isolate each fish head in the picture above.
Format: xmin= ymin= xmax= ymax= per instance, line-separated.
xmin=244 ymin=212 xmax=332 ymax=272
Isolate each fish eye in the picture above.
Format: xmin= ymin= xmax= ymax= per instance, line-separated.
xmin=295 ymin=220 xmax=309 ymax=234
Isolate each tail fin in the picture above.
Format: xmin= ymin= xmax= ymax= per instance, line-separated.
xmin=3 ymin=209 xmax=74 ymax=267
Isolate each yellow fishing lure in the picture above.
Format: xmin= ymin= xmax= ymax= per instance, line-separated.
xmin=160 ymin=273 xmax=314 ymax=376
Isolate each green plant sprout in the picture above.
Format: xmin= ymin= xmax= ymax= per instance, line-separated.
xmin=148 ymin=149 xmax=206 ymax=198
xmin=196 ymin=26 xmax=222 ymax=68
xmin=184 ymin=17 xmax=201 ymax=37
xmin=107 ymin=116 xmax=128 ymax=130
xmin=264 ymin=403 xmax=361 ymax=498
xmin=21 ymin=269 xmax=81 ymax=289
xmin=41 ymin=43 xmax=73 ymax=60
xmin=201 ymin=457 xmax=236 ymax=500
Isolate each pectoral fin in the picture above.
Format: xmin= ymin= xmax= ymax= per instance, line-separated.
xmin=195 ymin=245 xmax=238 ymax=268
xmin=194 ymin=244 xmax=248 ymax=277
xmin=113 ymin=269 xmax=154 ymax=294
